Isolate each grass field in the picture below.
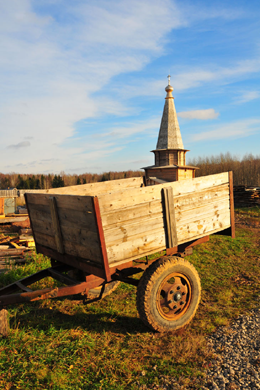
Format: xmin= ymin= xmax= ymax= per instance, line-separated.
xmin=0 ymin=207 xmax=260 ymax=389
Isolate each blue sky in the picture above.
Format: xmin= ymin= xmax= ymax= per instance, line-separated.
xmin=0 ymin=0 xmax=260 ymax=174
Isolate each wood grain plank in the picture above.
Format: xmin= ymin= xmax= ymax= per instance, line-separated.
xmin=106 ymin=230 xmax=166 ymax=264
xmin=98 ymin=172 xmax=229 ymax=213
xmin=31 ymin=218 xmax=100 ymax=250
xmin=101 ymin=200 xmax=163 ymax=228
xmin=177 ymin=209 xmax=231 ymax=242
xmin=34 ymin=231 xmax=103 ymax=263
xmin=45 ymin=177 xmax=143 ymax=195
xmin=174 ymin=184 xmax=229 ymax=212
xmin=175 ymin=199 xmax=230 ymax=224
xmin=28 ymin=203 xmax=97 ymax=232
xmin=26 ymin=193 xmax=94 ymax=212
xmin=103 ymin=215 xmax=165 ymax=245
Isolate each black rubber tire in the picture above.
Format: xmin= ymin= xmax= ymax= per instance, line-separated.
xmin=87 ymin=281 xmax=120 ymax=299
xmin=136 ymin=256 xmax=201 ymax=332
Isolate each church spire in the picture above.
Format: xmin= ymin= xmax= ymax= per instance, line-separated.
xmin=156 ymin=76 xmax=184 ymax=150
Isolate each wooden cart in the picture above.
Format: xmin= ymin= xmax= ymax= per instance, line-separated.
xmin=0 ymin=172 xmax=235 ymax=332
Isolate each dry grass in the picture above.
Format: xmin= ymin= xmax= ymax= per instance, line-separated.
xmin=0 ymin=207 xmax=260 ymax=389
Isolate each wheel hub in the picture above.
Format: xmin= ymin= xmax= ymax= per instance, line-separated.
xmin=156 ymin=272 xmax=192 ymax=320
xmin=174 ymin=292 xmax=182 ymax=302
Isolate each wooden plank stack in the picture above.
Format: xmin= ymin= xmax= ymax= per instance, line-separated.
xmin=234 ymin=186 xmax=260 ymax=207
xmin=0 ymin=231 xmax=35 ymax=266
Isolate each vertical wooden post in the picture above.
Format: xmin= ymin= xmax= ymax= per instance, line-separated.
xmin=162 ymin=187 xmax=178 ymax=248
xmin=229 ymin=171 xmax=235 ymax=239
xmin=93 ymin=197 xmax=111 ymax=282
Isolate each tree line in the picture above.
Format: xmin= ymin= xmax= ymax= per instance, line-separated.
xmin=0 ymin=170 xmax=144 ymax=190
xmin=188 ymin=153 xmax=260 ymax=186
xmin=0 ymin=153 xmax=259 ymax=189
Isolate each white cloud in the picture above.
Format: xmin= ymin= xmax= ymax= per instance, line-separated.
xmin=117 ymin=59 xmax=260 ymax=98
xmin=100 ymin=117 xmax=159 ymax=139
xmin=0 ymin=0 xmax=186 ymax=173
xmin=234 ymin=91 xmax=260 ymax=104
xmin=191 ymin=119 xmax=260 ymax=142
xmin=178 ymin=109 xmax=219 ymax=120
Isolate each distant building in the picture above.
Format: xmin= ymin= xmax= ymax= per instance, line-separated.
xmin=143 ymin=76 xmax=198 ymax=184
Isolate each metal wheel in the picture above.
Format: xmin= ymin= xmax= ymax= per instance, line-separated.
xmin=136 ymin=256 xmax=201 ymax=332
xmin=156 ymin=272 xmax=191 ymax=321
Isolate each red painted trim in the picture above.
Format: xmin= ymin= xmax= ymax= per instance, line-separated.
xmin=166 ymin=236 xmax=209 ymax=256
xmin=93 ymin=197 xmax=111 ymax=282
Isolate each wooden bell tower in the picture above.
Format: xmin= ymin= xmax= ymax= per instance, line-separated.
xmin=143 ymin=76 xmax=198 ymax=184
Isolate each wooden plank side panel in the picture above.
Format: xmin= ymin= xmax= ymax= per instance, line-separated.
xmin=174 ymin=184 xmax=229 ymax=213
xmin=26 ymin=193 xmax=94 ymax=211
xmin=46 ymin=177 xmax=144 ymax=196
xmin=175 ymin=197 xmax=230 ymax=225
xmin=105 ymin=206 xmax=230 ymax=264
xmin=34 ymin=231 xmax=103 ymax=264
xmin=103 ymin=174 xmax=231 ymax=265
xmin=104 ymin=214 xmax=165 ymax=245
xmin=28 ymin=203 xmax=97 ymax=232
xmin=98 ymin=172 xmax=229 ymax=213
xmin=106 ymin=229 xmax=166 ymax=265
xmin=31 ymin=219 xmax=101 ymax=253
xmin=177 ymin=207 xmax=231 ymax=243
xmin=102 ymin=200 xmax=163 ymax=229
xmin=26 ymin=194 xmax=103 ymax=264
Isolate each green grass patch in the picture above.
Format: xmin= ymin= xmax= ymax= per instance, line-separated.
xmin=0 ymin=208 xmax=260 ymax=389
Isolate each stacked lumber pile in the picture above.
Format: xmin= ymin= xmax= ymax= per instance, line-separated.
xmin=0 ymin=229 xmax=35 ymax=266
xmin=234 ymin=186 xmax=260 ymax=207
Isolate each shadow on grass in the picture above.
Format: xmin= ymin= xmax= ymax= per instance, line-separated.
xmin=9 ymin=304 xmax=150 ymax=335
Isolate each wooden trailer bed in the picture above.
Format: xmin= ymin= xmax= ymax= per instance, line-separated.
xmin=25 ymin=171 xmax=234 ymax=271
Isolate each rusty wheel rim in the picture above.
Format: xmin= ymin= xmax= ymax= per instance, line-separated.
xmin=156 ymin=272 xmax=192 ymax=320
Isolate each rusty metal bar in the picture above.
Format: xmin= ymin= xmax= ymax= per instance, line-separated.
xmin=166 ymin=236 xmax=210 ymax=256
xmin=0 ymin=268 xmax=50 ymax=296
xmin=92 ymin=197 xmax=111 ymax=282
xmin=0 ymin=282 xmax=89 ymax=306
xmin=0 ymin=264 xmax=72 ymax=297
xmin=37 ymin=244 xmax=107 ymax=279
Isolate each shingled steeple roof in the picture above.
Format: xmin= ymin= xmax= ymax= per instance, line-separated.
xmin=156 ymin=75 xmax=184 ymax=150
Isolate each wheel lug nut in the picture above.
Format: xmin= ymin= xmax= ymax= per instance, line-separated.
xmin=180 ymin=301 xmax=184 ymax=305
xmin=170 ymin=290 xmax=173 ymax=294
xmin=182 ymin=292 xmax=185 ymax=295
xmin=173 ymin=305 xmax=177 ymax=309
xmin=177 ymin=286 xmax=180 ymax=290
xmin=168 ymin=300 xmax=172 ymax=304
